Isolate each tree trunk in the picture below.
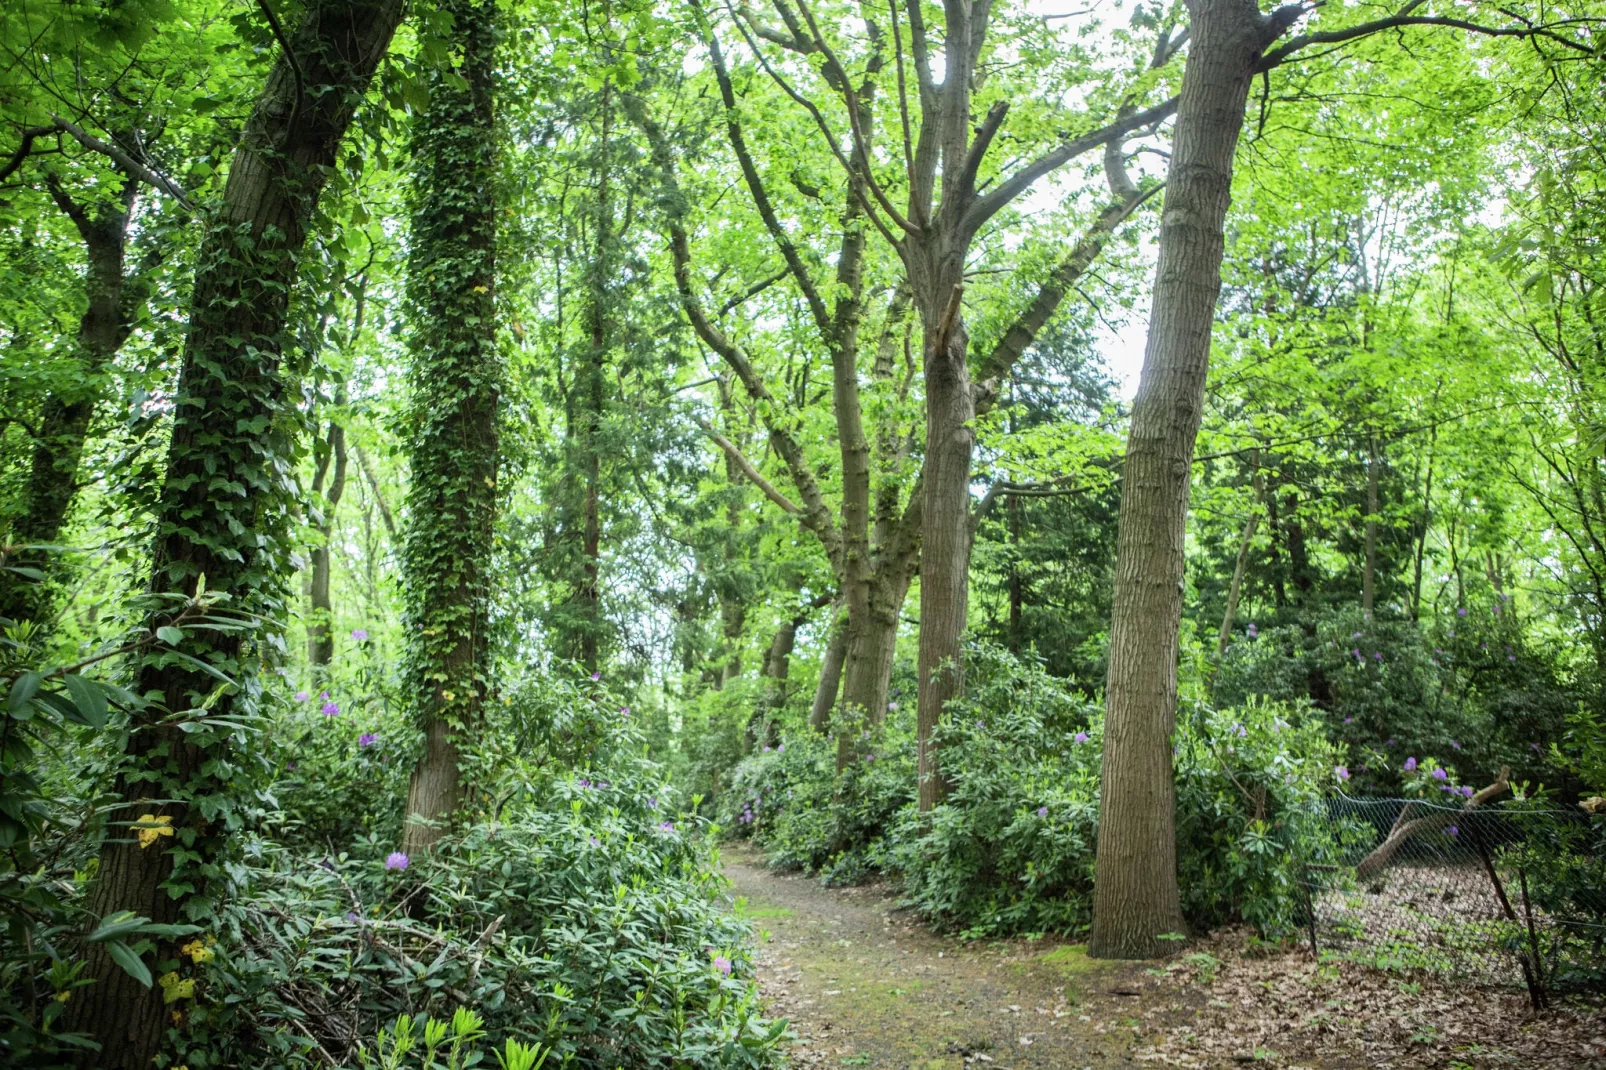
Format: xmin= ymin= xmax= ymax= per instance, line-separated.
xmin=1090 ymin=0 xmax=1272 ymax=960
xmin=307 ymin=414 xmax=348 ymax=668
xmin=1 ymin=181 xmax=136 ymax=624
xmin=837 ymin=593 xmax=903 ymax=769
xmin=64 ymin=1 xmax=405 ymax=1063
xmin=916 ymin=301 xmax=973 ymax=811
xmin=1215 ymin=470 xmax=1263 ymax=656
xmin=577 ymin=87 xmax=613 ymax=673
xmin=1363 ymin=431 xmax=1380 ymax=618
xmin=810 ymin=607 xmax=849 ymax=733
xmin=399 ymin=0 xmax=499 ymax=857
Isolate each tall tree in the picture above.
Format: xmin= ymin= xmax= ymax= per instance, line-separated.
xmin=63 ymin=0 xmax=406 ymax=1061
xmin=398 ymin=0 xmax=502 ymax=855
xmin=1089 ymin=0 xmax=1600 ymax=958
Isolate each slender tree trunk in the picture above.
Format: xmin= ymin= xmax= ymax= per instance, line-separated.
xmin=1284 ymin=491 xmax=1314 ymax=602
xmin=65 ymin=1 xmax=405 ymax=1062
xmin=399 ymin=0 xmax=499 ymax=857
xmin=1090 ymin=0 xmax=1276 ymax=960
xmin=1215 ymin=471 xmax=1264 ymax=656
xmin=1 ymin=182 xmax=135 ymax=623
xmin=577 ymin=87 xmax=612 ymax=673
xmin=1007 ymin=492 xmax=1024 ymax=652
xmin=1411 ymin=423 xmax=1436 ymax=619
xmin=307 ymin=412 xmax=348 ymax=668
xmin=1363 ymin=432 xmax=1380 ymax=618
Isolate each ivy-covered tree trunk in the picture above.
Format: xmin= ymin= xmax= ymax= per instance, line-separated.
xmin=1 ymin=178 xmax=138 ymax=624
xmin=1089 ymin=0 xmax=1273 ymax=960
xmin=399 ymin=0 xmax=500 ymax=857
xmin=63 ymin=1 xmax=405 ymax=1064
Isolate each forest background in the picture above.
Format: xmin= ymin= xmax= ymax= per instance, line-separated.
xmin=1 ymin=0 xmax=1603 ymax=1066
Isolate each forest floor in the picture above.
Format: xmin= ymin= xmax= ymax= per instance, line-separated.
xmin=721 ymin=848 xmax=1606 ymax=1069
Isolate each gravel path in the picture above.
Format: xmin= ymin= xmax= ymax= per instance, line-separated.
xmin=721 ymin=847 xmax=1193 ymax=1068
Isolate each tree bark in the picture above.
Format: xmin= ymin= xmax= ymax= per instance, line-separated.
xmin=810 ymin=605 xmax=849 ymax=733
xmin=398 ymin=0 xmax=499 ymax=857
xmin=1090 ymin=0 xmax=1277 ymax=960
xmin=65 ymin=0 xmax=405 ymax=1063
xmin=1 ymin=178 xmax=138 ymax=624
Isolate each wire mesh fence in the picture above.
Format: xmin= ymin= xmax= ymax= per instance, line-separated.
xmin=1298 ymin=791 xmax=1606 ymax=1005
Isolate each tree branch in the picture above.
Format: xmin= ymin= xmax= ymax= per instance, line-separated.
xmin=50 ymin=115 xmax=195 ymax=212
xmin=695 ymin=417 xmax=801 ymax=515
xmin=0 ymin=124 xmax=55 ymax=184
xmin=963 ymin=96 xmax=1178 ymax=238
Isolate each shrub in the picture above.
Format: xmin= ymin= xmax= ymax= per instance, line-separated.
xmin=719 ymin=713 xmax=915 ymax=885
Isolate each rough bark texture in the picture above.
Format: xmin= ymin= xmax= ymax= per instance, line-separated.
xmin=397 ymin=0 xmax=499 ymax=857
xmin=1089 ymin=0 xmax=1272 ymax=960
xmin=64 ymin=0 xmax=405 ymax=1063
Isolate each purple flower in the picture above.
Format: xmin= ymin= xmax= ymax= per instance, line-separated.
xmin=1352 ymin=648 xmax=1363 ymax=660
xmin=1343 ymin=717 xmax=1354 ymax=724
xmin=658 ymin=821 xmax=675 ymax=832
xmin=294 ymin=690 xmax=309 ymax=702
xmin=713 ymin=955 xmax=732 ymax=976
xmin=1374 ymin=652 xmax=1384 ymax=662
xmin=359 ymin=733 xmax=378 ymax=748
xmin=1387 ymin=738 xmax=1397 ymax=747
xmin=1530 ymin=742 xmax=1541 ymax=752
xmin=619 ymin=706 xmax=630 ymax=715
xmin=578 ymin=778 xmax=591 ymax=788
xmin=1246 ymin=623 xmax=1258 ymax=638
xmin=320 ymin=690 xmax=330 ymax=700
xmin=286 ymin=761 xmax=297 ymax=772
xmin=763 ymin=746 xmax=772 ymax=752
xmin=351 ymin=628 xmax=369 ymax=641
xmin=1074 ymin=731 xmax=1090 ymax=744
xmin=1036 ymin=806 xmax=1049 ymax=818
xmin=1335 ymin=765 xmax=1350 ymax=781
xmin=1450 ymin=740 xmax=1460 ymax=750
xmin=1432 ymin=767 xmax=1447 ymax=781
xmin=590 ymin=671 xmax=601 ymax=681
xmin=1234 ymin=724 xmax=1247 ymax=738
xmin=589 ymin=835 xmax=601 ymax=847
xmin=346 ymin=911 xmax=360 ymax=924
xmin=1404 ymin=756 xmax=1418 ymax=772
xmin=385 ymin=852 xmax=409 ymax=871
xmin=322 ymin=702 xmax=340 ymax=717
xmin=1461 ymin=785 xmax=1474 ymax=797
xmin=1457 ymin=607 xmax=1467 ymax=617
xmin=1352 ymin=632 xmax=1363 ymax=639
xmin=647 ymin=797 xmax=658 ymax=809
xmin=1508 ymin=654 xmax=1516 ymax=662
xmin=1444 ymin=825 xmax=1459 ymax=837
xmin=888 ymin=701 xmax=899 ymax=711
xmin=1493 ymin=603 xmax=1503 ymax=615
xmin=777 ymin=744 xmax=785 ymax=752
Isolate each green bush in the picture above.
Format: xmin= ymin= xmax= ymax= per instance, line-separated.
xmin=731 ymin=643 xmax=1345 ymax=942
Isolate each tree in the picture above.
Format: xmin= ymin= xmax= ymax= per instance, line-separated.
xmin=399 ymin=0 xmax=502 ymax=855
xmin=1090 ymin=0 xmax=1602 ymax=958
xmin=62 ymin=0 xmax=406 ymax=1060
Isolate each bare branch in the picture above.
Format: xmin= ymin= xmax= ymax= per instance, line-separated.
xmin=0 ymin=124 xmax=55 ymax=184
xmin=964 ymin=96 xmax=1178 ymax=238
xmin=696 ymin=417 xmax=801 ymax=515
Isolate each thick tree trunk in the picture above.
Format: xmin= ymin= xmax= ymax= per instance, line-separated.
xmin=810 ymin=607 xmax=849 ymax=733
xmin=64 ymin=1 xmax=405 ymax=1063
xmin=1090 ymin=0 xmax=1273 ymax=960
xmin=915 ymin=303 xmax=973 ymax=811
xmin=1 ymin=185 xmax=135 ymax=624
xmin=397 ymin=0 xmax=499 ymax=857
xmin=837 ymin=594 xmax=902 ymax=769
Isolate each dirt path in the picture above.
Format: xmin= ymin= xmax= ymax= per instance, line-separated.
xmin=722 ymin=848 xmax=1191 ymax=1068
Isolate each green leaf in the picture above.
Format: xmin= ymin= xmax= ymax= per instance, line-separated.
xmin=156 ymin=626 xmax=185 ymax=645
xmin=63 ymin=674 xmax=109 ymax=728
xmin=88 ymin=911 xmax=151 ymax=942
xmin=104 ymin=940 xmax=152 ymax=988
xmin=8 ymin=672 xmax=42 ymax=713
